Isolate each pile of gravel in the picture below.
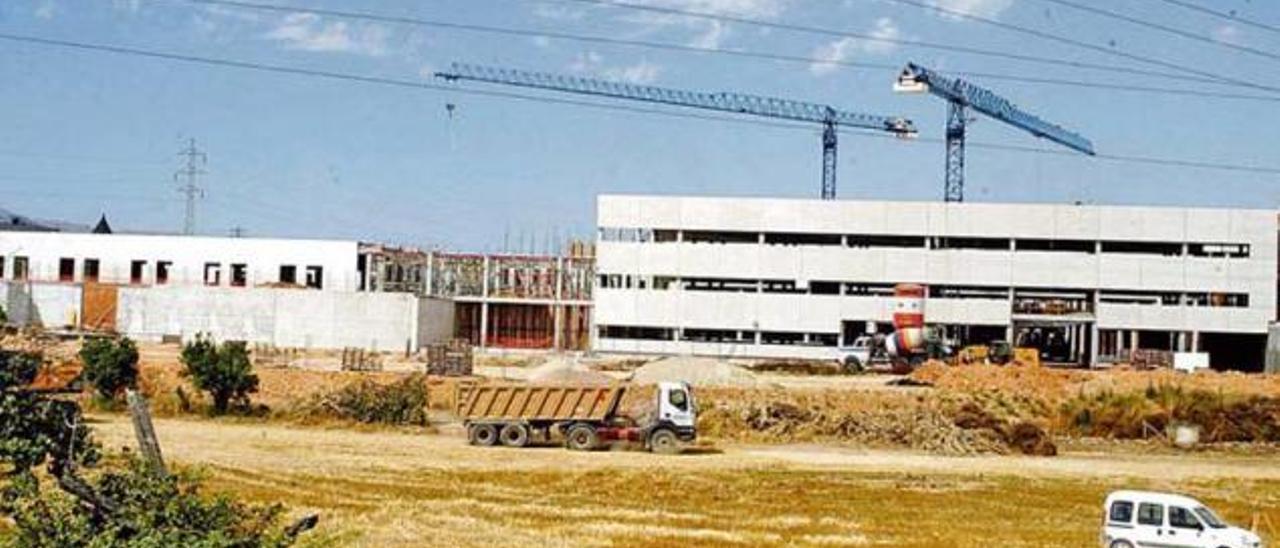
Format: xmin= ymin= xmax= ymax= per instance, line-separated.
xmin=629 ymin=356 xmax=759 ymax=387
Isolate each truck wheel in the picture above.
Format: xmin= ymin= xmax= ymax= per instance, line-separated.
xmin=648 ymin=428 xmax=681 ymax=455
xmin=842 ymin=356 xmax=864 ymax=374
xmin=500 ymin=424 xmax=530 ymax=448
xmin=1108 ymin=541 xmax=1133 ymax=548
xmin=565 ymin=424 xmax=599 ymax=451
xmin=469 ymin=424 xmax=498 ymax=447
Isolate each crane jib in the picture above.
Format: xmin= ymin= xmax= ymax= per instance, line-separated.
xmin=943 ymin=78 xmax=1094 ymax=155
xmin=906 ymin=63 xmax=1094 ymax=156
xmin=437 ymin=63 xmax=917 ymax=135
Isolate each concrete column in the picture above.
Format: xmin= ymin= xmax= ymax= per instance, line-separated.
xmin=479 ymin=302 xmax=489 ymax=349
xmin=1191 ymin=331 xmax=1200 ymax=352
xmin=425 ymin=252 xmax=434 ymax=296
xmin=1130 ymin=330 xmax=1139 ymax=352
xmin=552 ymin=305 xmax=563 ymax=350
xmin=480 ymin=256 xmax=490 ymax=349
xmin=1089 ymin=324 xmax=1100 ymax=368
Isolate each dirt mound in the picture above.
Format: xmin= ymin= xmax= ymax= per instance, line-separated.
xmin=526 ymin=357 xmax=613 ymax=384
xmin=631 ymin=356 xmax=759 ymax=386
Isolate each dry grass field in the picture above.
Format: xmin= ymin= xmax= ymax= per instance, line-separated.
xmin=86 ymin=415 xmax=1280 ymax=547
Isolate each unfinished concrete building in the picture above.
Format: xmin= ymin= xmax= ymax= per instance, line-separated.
xmin=594 ymin=195 xmax=1278 ymax=370
xmin=426 ymin=245 xmax=595 ymax=351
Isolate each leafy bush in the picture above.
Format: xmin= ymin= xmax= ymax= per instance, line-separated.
xmin=0 ymin=350 xmax=98 ymax=475
xmin=4 ymin=459 xmax=297 ymax=547
xmin=296 ymin=374 xmax=430 ymax=426
xmin=1058 ymin=384 xmax=1280 ymax=443
xmin=79 ymin=337 xmax=139 ymax=401
xmin=180 ymin=335 xmax=259 ymax=415
xmin=2 ymin=348 xmax=310 ymax=547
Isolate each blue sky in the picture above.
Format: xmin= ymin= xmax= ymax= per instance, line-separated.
xmin=1 ymin=0 xmax=1277 ymax=251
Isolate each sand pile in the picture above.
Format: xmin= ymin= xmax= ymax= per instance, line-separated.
xmin=526 ymin=357 xmax=613 ymax=385
xmin=630 ymin=356 xmax=759 ymax=387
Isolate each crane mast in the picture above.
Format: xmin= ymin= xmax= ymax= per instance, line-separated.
xmin=437 ymin=63 xmax=917 ymax=200
xmin=895 ymin=62 xmax=1095 ymax=202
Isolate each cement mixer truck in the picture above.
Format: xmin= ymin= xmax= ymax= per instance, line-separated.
xmin=839 ymin=283 xmax=950 ymax=372
xmin=456 ymin=381 xmax=697 ymax=454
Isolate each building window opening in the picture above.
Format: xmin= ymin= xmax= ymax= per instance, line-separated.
xmin=681 ymin=328 xmax=746 ymax=343
xmin=763 ymin=232 xmax=841 ymax=246
xmin=230 ymin=263 xmax=247 ymax=287
xmin=844 ymin=283 xmax=896 ymax=296
xmin=0 ymin=258 xmax=5 ymax=280
xmin=597 ymin=325 xmax=673 ymax=340
xmin=932 ymin=236 xmax=1011 ymax=250
xmin=1100 ymin=241 xmax=1182 ymax=256
xmin=683 ymin=230 xmax=757 ymax=244
xmin=305 ymin=265 xmax=323 ymax=289
xmin=1016 ymin=239 xmax=1095 ymax=253
xmin=12 ymin=257 xmax=28 ymax=281
xmin=130 ymin=260 xmax=146 ymax=285
xmin=847 ymin=234 xmax=926 ymax=248
xmin=156 ymin=261 xmax=171 ymax=285
xmin=59 ymin=258 xmax=75 ymax=282
xmin=809 ymin=281 xmax=842 ymax=295
xmin=204 ymin=263 xmax=221 ymax=286
xmin=83 ymin=259 xmax=99 ymax=283
xmin=654 ymin=229 xmax=679 ymax=243
xmin=279 ymin=265 xmax=297 ymax=285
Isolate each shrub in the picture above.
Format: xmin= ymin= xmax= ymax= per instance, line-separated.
xmin=4 ymin=459 xmax=298 ymax=547
xmin=296 ymin=374 xmax=430 ymax=426
xmin=180 ymin=335 xmax=259 ymax=415
xmin=79 ymin=336 xmax=139 ymax=401
xmin=0 ymin=349 xmax=98 ymax=474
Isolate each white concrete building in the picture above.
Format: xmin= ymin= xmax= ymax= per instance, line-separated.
xmin=0 ymin=231 xmax=359 ymax=291
xmin=593 ymin=195 xmax=1279 ymax=370
xmin=0 ymin=229 xmax=455 ymax=351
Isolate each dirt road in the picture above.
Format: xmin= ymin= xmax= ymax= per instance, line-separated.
xmin=91 ymin=415 xmax=1280 ymax=547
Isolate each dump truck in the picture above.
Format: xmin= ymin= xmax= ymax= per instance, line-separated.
xmin=456 ymin=381 xmax=696 ymax=454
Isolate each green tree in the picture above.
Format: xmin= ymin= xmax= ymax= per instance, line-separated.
xmin=180 ymin=335 xmax=259 ymax=415
xmin=79 ymin=337 xmax=139 ymax=401
xmin=0 ymin=350 xmax=98 ymax=476
xmin=1 ymin=349 xmax=311 ymax=546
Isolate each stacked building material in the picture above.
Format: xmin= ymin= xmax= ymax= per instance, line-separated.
xmin=427 ymin=339 xmax=473 ymax=376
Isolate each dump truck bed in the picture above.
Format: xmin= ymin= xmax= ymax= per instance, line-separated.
xmin=457 ymin=384 xmax=626 ymax=422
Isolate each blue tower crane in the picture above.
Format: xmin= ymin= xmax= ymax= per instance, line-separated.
xmin=894 ymin=62 xmax=1095 ymax=203
xmin=436 ymin=63 xmax=917 ymax=200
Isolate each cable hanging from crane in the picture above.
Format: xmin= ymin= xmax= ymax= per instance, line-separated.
xmin=435 ymin=62 xmax=917 ymax=200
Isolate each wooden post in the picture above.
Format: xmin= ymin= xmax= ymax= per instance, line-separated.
xmin=126 ymin=389 xmax=167 ymax=475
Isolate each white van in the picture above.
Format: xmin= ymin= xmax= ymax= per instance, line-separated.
xmin=1102 ymin=490 xmax=1263 ymax=548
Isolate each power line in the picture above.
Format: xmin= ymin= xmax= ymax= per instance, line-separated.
xmin=173 ymin=0 xmax=1280 ymax=103
xmin=2 ymin=31 xmax=1280 ymax=176
xmin=1032 ymin=0 xmax=1280 ymax=63
xmin=874 ymin=0 xmax=1280 ymax=95
xmin=547 ymin=0 xmax=1249 ymax=89
xmin=1150 ymin=0 xmax=1280 ymax=37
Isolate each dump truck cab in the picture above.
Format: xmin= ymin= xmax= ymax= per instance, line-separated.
xmin=655 ymin=381 xmax=697 ymax=442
